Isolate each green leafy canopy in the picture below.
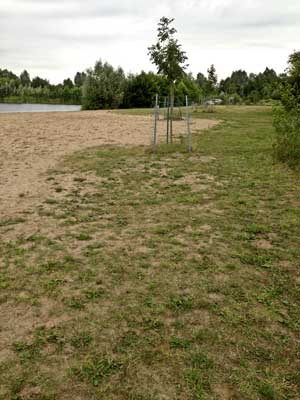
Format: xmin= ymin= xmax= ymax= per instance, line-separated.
xmin=148 ymin=17 xmax=188 ymax=84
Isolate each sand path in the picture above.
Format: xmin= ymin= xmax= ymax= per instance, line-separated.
xmin=0 ymin=110 xmax=217 ymax=218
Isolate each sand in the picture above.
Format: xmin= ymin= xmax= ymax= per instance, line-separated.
xmin=0 ymin=110 xmax=218 ymax=218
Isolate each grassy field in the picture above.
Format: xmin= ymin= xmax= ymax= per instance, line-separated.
xmin=0 ymin=106 xmax=299 ymax=399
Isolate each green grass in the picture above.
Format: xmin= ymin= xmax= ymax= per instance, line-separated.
xmin=0 ymin=105 xmax=299 ymax=399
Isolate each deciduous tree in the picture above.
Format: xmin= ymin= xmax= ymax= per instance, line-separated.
xmin=148 ymin=17 xmax=188 ymax=138
xmin=82 ymin=60 xmax=125 ymax=110
xmin=207 ymin=64 xmax=218 ymax=93
xmin=20 ymin=70 xmax=31 ymax=86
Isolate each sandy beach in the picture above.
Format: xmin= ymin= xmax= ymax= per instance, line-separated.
xmin=0 ymin=110 xmax=217 ymax=218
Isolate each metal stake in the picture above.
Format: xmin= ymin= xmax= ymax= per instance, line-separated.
xmin=166 ymin=96 xmax=170 ymax=144
xmin=153 ymin=94 xmax=159 ymax=151
xmin=186 ymin=95 xmax=192 ymax=152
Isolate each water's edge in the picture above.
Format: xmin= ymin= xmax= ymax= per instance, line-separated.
xmin=0 ymin=103 xmax=81 ymax=113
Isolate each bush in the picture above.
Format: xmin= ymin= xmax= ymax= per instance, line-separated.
xmin=273 ymin=51 xmax=300 ymax=167
xmin=273 ymin=103 xmax=300 ymax=167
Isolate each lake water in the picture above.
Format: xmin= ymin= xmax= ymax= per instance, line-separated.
xmin=0 ymin=103 xmax=81 ymax=113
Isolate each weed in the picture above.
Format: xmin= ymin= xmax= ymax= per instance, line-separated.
xmin=0 ymin=217 xmax=26 ymax=227
xmin=167 ymin=295 xmax=193 ymax=312
xmin=13 ymin=341 xmax=41 ymax=363
xmin=70 ymin=332 xmax=93 ymax=349
xmin=68 ymin=297 xmax=85 ymax=310
xmin=169 ymin=336 xmax=191 ymax=349
xmin=45 ymin=198 xmax=58 ymax=205
xmin=76 ymin=232 xmax=93 ymax=241
xmin=84 ymin=288 xmax=105 ymax=301
xmin=245 ymin=224 xmax=271 ymax=235
xmin=72 ymin=356 xmax=122 ymax=386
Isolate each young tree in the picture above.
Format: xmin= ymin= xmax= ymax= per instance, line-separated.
xmin=207 ymin=64 xmax=218 ymax=93
xmin=148 ymin=17 xmax=188 ymax=139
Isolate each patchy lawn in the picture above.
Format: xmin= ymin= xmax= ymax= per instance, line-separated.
xmin=0 ymin=106 xmax=299 ymax=399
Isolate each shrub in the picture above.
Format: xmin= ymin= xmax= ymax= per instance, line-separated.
xmin=273 ymin=101 xmax=300 ymax=167
xmin=273 ymin=51 xmax=300 ymax=167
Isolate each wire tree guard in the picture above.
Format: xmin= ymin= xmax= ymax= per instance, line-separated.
xmin=152 ymin=94 xmax=192 ymax=152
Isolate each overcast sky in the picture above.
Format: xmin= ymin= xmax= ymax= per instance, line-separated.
xmin=1 ymin=0 xmax=299 ymax=83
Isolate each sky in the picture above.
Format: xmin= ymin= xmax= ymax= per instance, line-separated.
xmin=1 ymin=0 xmax=300 ymax=84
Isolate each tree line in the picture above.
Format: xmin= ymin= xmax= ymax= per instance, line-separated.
xmin=84 ymin=61 xmax=286 ymax=109
xmin=0 ymin=69 xmax=85 ymax=105
xmin=0 ymin=62 xmax=284 ymax=108
xmin=77 ymin=61 xmax=285 ymax=109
